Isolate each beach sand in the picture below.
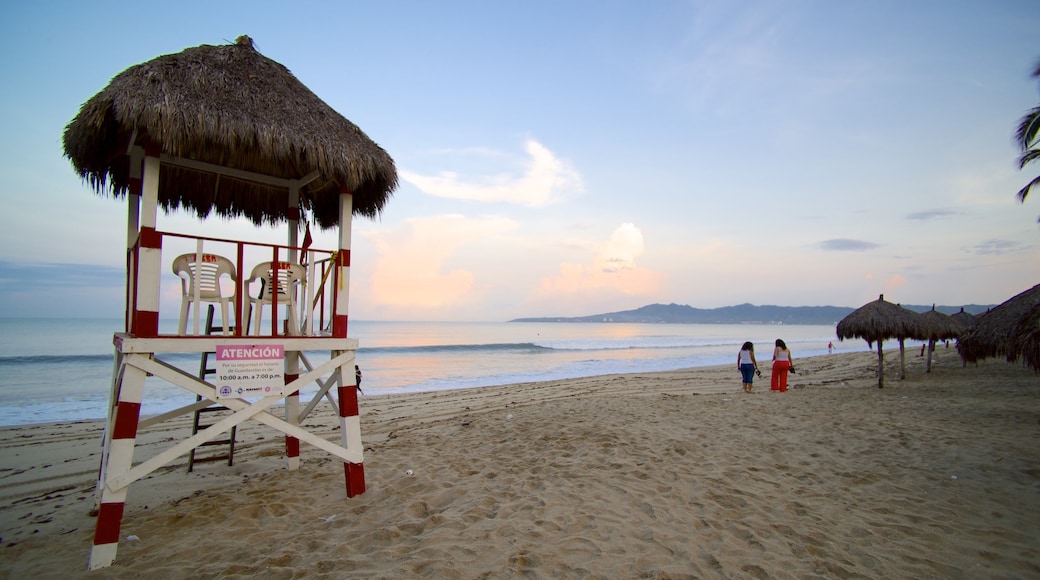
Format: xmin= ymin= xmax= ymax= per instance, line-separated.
xmin=1 ymin=349 xmax=1038 ymax=578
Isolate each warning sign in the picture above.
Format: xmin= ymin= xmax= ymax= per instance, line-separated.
xmin=214 ymin=344 xmax=285 ymax=399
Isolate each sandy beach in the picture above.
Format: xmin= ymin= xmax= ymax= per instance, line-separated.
xmin=1 ymin=348 xmax=1037 ymax=578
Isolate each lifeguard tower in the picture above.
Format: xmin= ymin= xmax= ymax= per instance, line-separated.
xmin=62 ymin=36 xmax=397 ymax=570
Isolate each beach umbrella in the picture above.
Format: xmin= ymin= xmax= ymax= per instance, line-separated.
xmin=950 ymin=307 xmax=978 ymax=329
xmin=957 ymin=283 xmax=1040 ymax=366
xmin=919 ymin=305 xmax=965 ymax=373
xmin=63 ymin=35 xmax=397 ymax=230
xmin=1010 ymin=304 xmax=1040 ymax=372
xmin=836 ymin=294 xmax=928 ymax=388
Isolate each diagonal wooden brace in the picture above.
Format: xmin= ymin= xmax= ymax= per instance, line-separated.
xmin=104 ymin=351 xmax=361 ymax=493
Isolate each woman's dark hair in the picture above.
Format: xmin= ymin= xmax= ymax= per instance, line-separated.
xmin=741 ymin=341 xmax=754 ymax=351
xmin=775 ymin=339 xmax=787 ymax=349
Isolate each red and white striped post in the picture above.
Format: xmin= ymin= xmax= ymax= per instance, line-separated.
xmin=335 ymin=188 xmax=364 ymax=496
xmin=89 ymin=356 xmax=147 ymax=569
xmin=124 ymin=146 xmax=142 ymax=334
xmin=284 ymin=188 xmax=302 ymax=470
xmin=96 ymin=146 xmax=142 ymax=503
xmin=130 ymin=147 xmax=162 ymax=338
xmin=89 ymin=146 xmax=163 ymax=569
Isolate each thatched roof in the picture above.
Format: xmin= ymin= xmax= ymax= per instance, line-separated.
xmin=950 ymin=307 xmax=977 ymax=329
xmin=957 ymin=283 xmax=1040 ymax=364
xmin=1011 ymin=304 xmax=1040 ymax=372
xmin=836 ymin=294 xmax=928 ymax=346
xmin=63 ymin=36 xmax=397 ymax=230
xmin=920 ymin=304 xmax=964 ymax=341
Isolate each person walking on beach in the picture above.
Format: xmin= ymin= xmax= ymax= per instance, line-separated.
xmin=737 ymin=341 xmax=760 ymax=393
xmin=828 ymin=341 xmax=833 ymax=354
xmin=354 ymin=364 xmax=364 ymax=395
xmin=771 ymin=339 xmax=794 ymax=392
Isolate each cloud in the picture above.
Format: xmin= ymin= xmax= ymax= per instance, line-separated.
xmin=884 ymin=274 xmax=908 ymax=294
xmin=969 ymin=239 xmax=1027 ymax=256
xmin=0 ymin=261 xmax=125 ymax=318
xmin=538 ymin=223 xmax=664 ymax=297
xmin=400 ymin=140 xmax=584 ymax=207
xmin=817 ymin=239 xmax=881 ymax=251
xmin=0 ymin=261 xmax=124 ymax=288
xmin=359 ymin=214 xmax=518 ymax=311
xmin=906 ymin=209 xmax=957 ymax=220
xmin=601 ymin=223 xmax=644 ymax=273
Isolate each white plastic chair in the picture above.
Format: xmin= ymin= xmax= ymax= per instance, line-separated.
xmin=172 ymin=253 xmax=237 ymax=335
xmin=247 ymin=261 xmax=307 ymax=335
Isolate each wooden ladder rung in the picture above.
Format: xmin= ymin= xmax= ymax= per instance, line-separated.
xmin=188 ymin=305 xmax=238 ymax=473
xmin=188 ymin=454 xmax=232 ymax=465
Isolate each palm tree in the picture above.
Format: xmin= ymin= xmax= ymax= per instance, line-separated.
xmin=1015 ymin=59 xmax=1040 ymax=219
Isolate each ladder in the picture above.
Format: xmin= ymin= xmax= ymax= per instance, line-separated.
xmin=187 ymin=305 xmax=238 ymax=472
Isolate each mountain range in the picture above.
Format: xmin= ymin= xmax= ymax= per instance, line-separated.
xmin=510 ymin=302 xmax=993 ymax=325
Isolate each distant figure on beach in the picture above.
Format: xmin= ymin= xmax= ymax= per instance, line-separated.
xmin=737 ymin=341 xmax=760 ymax=393
xmin=771 ymin=339 xmax=793 ymax=392
xmin=828 ymin=341 xmax=833 ymax=354
xmin=355 ymin=365 xmax=364 ymax=395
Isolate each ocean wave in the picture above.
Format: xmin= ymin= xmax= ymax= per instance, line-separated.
xmin=0 ymin=353 xmax=117 ymax=366
xmin=360 ymin=342 xmax=551 ymax=354
xmin=359 ymin=338 xmax=743 ymax=354
xmin=0 ymin=352 xmax=214 ymax=366
xmin=0 ymin=334 xmax=833 ymax=364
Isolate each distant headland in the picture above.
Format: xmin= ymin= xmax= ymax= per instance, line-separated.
xmin=510 ymin=302 xmax=993 ymax=325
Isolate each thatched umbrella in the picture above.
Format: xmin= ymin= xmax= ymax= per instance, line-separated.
xmin=63 ymin=36 xmax=397 ymax=229
xmin=1010 ymin=303 xmax=1040 ymax=372
xmin=919 ymin=304 xmax=964 ymax=373
xmin=836 ymin=294 xmax=928 ymax=388
xmin=957 ymin=283 xmax=1040 ymax=366
xmin=950 ymin=307 xmax=977 ymax=329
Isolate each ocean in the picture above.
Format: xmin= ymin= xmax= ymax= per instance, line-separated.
xmin=0 ymin=318 xmax=880 ymax=427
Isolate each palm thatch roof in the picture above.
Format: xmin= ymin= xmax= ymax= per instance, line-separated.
xmin=1010 ymin=303 xmax=1040 ymax=372
xmin=950 ymin=307 xmax=978 ymax=329
xmin=957 ymin=283 xmax=1040 ymax=365
xmin=836 ymin=294 xmax=928 ymax=388
xmin=63 ymin=36 xmax=397 ymax=230
xmin=920 ymin=305 xmax=964 ymax=342
xmin=836 ymin=294 xmax=927 ymax=346
xmin=920 ymin=304 xmax=964 ymax=373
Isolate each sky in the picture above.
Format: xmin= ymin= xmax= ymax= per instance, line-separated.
xmin=1 ymin=0 xmax=1038 ymax=321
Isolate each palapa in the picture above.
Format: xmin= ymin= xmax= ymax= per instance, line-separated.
xmin=836 ymin=294 xmax=928 ymax=388
xmin=950 ymin=307 xmax=978 ymax=329
xmin=63 ymin=35 xmax=397 ymax=230
xmin=957 ymin=283 xmax=1040 ymax=366
xmin=919 ymin=304 xmax=964 ymax=373
xmin=1010 ymin=303 xmax=1040 ymax=372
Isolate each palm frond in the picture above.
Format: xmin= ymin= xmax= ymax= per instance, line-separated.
xmin=1014 ymin=107 xmax=1040 ymax=152
xmin=1018 ymin=148 xmax=1040 ymax=170
xmin=1015 ymin=173 xmax=1040 ymax=205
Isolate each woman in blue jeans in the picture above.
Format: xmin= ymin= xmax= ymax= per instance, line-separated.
xmin=737 ymin=341 xmax=759 ymax=393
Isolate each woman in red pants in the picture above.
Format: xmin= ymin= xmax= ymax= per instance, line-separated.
xmin=771 ymin=338 xmax=794 ymax=392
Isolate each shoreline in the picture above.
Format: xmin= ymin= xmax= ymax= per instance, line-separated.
xmin=1 ymin=349 xmax=1038 ymax=577
xmin=0 ymin=318 xmax=870 ymax=428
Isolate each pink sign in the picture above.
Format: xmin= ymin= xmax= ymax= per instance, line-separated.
xmin=214 ymin=344 xmax=286 ymax=399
